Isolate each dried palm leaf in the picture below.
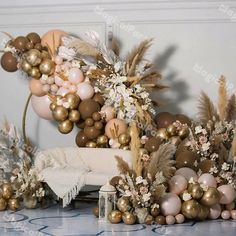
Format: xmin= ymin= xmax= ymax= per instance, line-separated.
xmin=68 ymin=38 xmax=100 ymax=58
xmin=126 ymin=39 xmax=153 ymax=76
xmin=141 ymin=71 xmax=162 ymax=83
xmin=130 ymin=122 xmax=142 ymax=176
xmin=153 ymin=184 xmax=166 ymax=201
xmin=110 ymin=37 xmax=120 ymax=56
xmin=225 ymin=94 xmax=236 ymax=122
xmin=147 ymin=143 xmax=176 ymax=180
xmin=218 ymin=76 xmax=228 ymax=121
xmin=198 ymin=92 xmax=219 ymax=124
xmin=115 ymin=156 xmax=133 ymax=176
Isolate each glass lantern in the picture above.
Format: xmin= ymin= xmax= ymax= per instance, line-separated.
xmin=99 ymin=180 xmax=117 ymax=221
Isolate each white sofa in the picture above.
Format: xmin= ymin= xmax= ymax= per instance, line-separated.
xmin=35 ymin=147 xmax=132 ymax=186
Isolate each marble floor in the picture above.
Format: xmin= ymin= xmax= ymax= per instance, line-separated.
xmin=0 ymin=202 xmax=236 ymax=236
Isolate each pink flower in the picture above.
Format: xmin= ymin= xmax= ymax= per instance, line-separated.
xmin=199 ymin=136 xmax=207 ymax=144
xmin=141 ymin=154 xmax=151 ymax=162
xmin=139 ymin=186 xmax=148 ymax=195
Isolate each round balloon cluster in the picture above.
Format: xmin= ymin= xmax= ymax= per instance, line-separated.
xmin=0 ymin=183 xmax=20 ymax=211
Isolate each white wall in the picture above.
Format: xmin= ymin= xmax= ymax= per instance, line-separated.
xmin=0 ymin=0 xmax=236 ymax=149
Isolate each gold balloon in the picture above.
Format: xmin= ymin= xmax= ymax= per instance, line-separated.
xmin=58 ymin=120 xmax=74 ymax=134
xmin=26 ymin=49 xmax=42 ymax=66
xmin=188 ymin=183 xmax=204 ymax=200
xmin=156 ymin=128 xmax=169 ymax=140
xmin=69 ymin=110 xmax=80 ymax=123
xmin=150 ymin=207 xmax=160 ymax=217
xmin=86 ymin=141 xmax=97 ymax=148
xmin=65 ymin=93 xmax=80 ymax=110
xmin=181 ymin=199 xmax=200 ymax=219
xmin=2 ymin=183 xmax=13 ymax=200
xmin=169 ymin=136 xmax=182 ymax=146
xmin=200 ymin=187 xmax=221 ymax=207
xmin=118 ymin=133 xmax=131 ymax=145
xmin=50 ymin=103 xmax=57 ymax=111
xmin=21 ymin=60 xmax=32 ymax=72
xmin=53 ymin=106 xmax=69 ymax=122
xmin=117 ymin=197 xmax=131 ymax=213
xmin=178 ymin=127 xmax=190 ymax=139
xmin=39 ymin=59 xmax=55 ymax=75
xmin=166 ymin=124 xmax=177 ymax=137
xmin=0 ymin=198 xmax=7 ymax=211
xmin=108 ymin=210 xmax=122 ymax=224
xmin=122 ymin=212 xmax=137 ymax=225
xmin=8 ymin=198 xmax=20 ymax=211
xmin=197 ymin=205 xmax=209 ymax=220
xmin=97 ymin=135 xmax=109 ymax=145
xmin=29 ymin=67 xmax=41 ymax=79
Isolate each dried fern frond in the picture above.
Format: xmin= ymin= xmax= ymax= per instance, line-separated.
xmin=130 ymin=122 xmax=142 ymax=176
xmin=218 ymin=76 xmax=228 ymax=121
xmin=115 ymin=156 xmax=133 ymax=176
xmin=126 ymin=39 xmax=153 ymax=76
xmin=225 ymin=94 xmax=236 ymax=122
xmin=147 ymin=143 xmax=176 ymax=180
xmin=198 ymin=92 xmax=219 ymax=124
xmin=68 ymin=38 xmax=100 ymax=58
xmin=141 ymin=71 xmax=162 ymax=83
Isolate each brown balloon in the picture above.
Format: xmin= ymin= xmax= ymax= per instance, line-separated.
xmin=144 ymin=137 xmax=162 ymax=153
xmin=93 ymin=93 xmax=105 ymax=106
xmin=85 ymin=118 xmax=94 ymax=127
xmin=76 ymin=120 xmax=86 ymax=129
xmin=176 ymin=150 xmax=199 ymax=170
xmin=94 ymin=121 xmax=103 ymax=130
xmin=1 ymin=52 xmax=18 ymax=72
xmin=34 ymin=43 xmax=43 ymax=51
xmin=79 ymin=99 xmax=100 ymax=120
xmin=27 ymin=32 xmax=41 ymax=44
xmin=58 ymin=120 xmax=74 ymax=134
xmin=84 ymin=126 xmax=101 ymax=139
xmin=12 ymin=36 xmax=28 ymax=51
xmin=155 ymin=215 xmax=166 ymax=225
xmin=156 ymin=112 xmax=176 ymax=129
xmin=76 ymin=131 xmax=90 ymax=147
xmin=198 ymin=160 xmax=215 ymax=173
xmin=175 ymin=114 xmax=192 ymax=126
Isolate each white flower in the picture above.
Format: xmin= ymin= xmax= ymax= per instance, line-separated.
xmin=183 ymin=193 xmax=192 ymax=201
xmin=200 ymin=183 xmax=209 ymax=191
xmin=151 ymin=203 xmax=160 ymax=209
xmin=142 ymin=192 xmax=151 ymax=202
xmin=209 ymin=166 xmax=218 ymax=174
xmin=58 ymin=46 xmax=76 ymax=61
xmin=202 ymin=142 xmax=211 ymax=152
xmin=222 ymin=162 xmax=230 ymax=171
xmin=195 ymin=126 xmax=203 ymax=134
xmin=188 ymin=177 xmax=195 ymax=184
xmin=136 ymin=176 xmax=144 ymax=185
xmin=124 ymin=190 xmax=132 ymax=197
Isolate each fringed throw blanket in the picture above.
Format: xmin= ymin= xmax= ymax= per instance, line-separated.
xmin=35 ymin=148 xmax=91 ymax=207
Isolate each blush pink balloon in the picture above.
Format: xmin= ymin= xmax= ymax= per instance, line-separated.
xmin=175 ymin=167 xmax=198 ymax=181
xmin=225 ymin=202 xmax=235 ymax=211
xmin=69 ymin=85 xmax=77 ymax=93
xmin=217 ymin=184 xmax=236 ymax=204
xmin=221 ymin=210 xmax=231 ymax=220
xmin=175 ymin=214 xmax=185 ymax=224
xmin=76 ymin=82 xmax=94 ymax=100
xmin=105 ymin=118 xmax=128 ymax=139
xmin=68 ymin=68 xmax=84 ymax=84
xmin=29 ymin=79 xmax=46 ymax=97
xmin=169 ymin=175 xmax=188 ymax=195
xmin=208 ymin=204 xmax=221 ymax=220
xmin=62 ymin=81 xmax=71 ymax=89
xmin=231 ymin=210 xmax=236 ymax=220
xmin=166 ymin=215 xmax=175 ymax=225
xmin=101 ymin=105 xmax=116 ymax=122
xmin=198 ymin=173 xmax=217 ymax=188
xmin=31 ymin=95 xmax=53 ymax=120
xmin=55 ymin=76 xmax=64 ymax=86
xmin=160 ymin=193 xmax=182 ymax=216
xmin=57 ymin=87 xmax=69 ymax=96
xmin=54 ymin=55 xmax=63 ymax=65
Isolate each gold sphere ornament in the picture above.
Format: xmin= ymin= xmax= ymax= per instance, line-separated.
xmin=58 ymin=120 xmax=74 ymax=134
xmin=117 ymin=197 xmax=131 ymax=213
xmin=188 ymin=183 xmax=204 ymax=200
xmin=122 ymin=212 xmax=137 ymax=225
xmin=166 ymin=124 xmax=177 ymax=137
xmin=29 ymin=67 xmax=41 ymax=79
xmin=26 ymin=49 xmax=42 ymax=66
xmin=86 ymin=141 xmax=97 ymax=148
xmin=181 ymin=199 xmax=200 ymax=219
xmin=8 ymin=198 xmax=20 ymax=211
xmin=0 ymin=198 xmax=7 ymax=211
xmin=178 ymin=127 xmax=190 ymax=140
xmin=108 ymin=210 xmax=122 ymax=224
xmin=97 ymin=135 xmax=109 ymax=146
xmin=53 ymin=106 xmax=69 ymax=122
xmin=21 ymin=59 xmax=32 ymax=73
xmin=156 ymin=128 xmax=169 ymax=140
xmin=197 ymin=205 xmax=209 ymax=220
xmin=65 ymin=93 xmax=80 ymax=110
xmin=2 ymin=183 xmax=13 ymax=200
xmin=200 ymin=187 xmax=221 ymax=207
xmin=69 ymin=110 xmax=80 ymax=123
xmin=39 ymin=59 xmax=55 ymax=75
xmin=50 ymin=103 xmax=57 ymax=111
xmin=118 ymin=133 xmax=131 ymax=145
